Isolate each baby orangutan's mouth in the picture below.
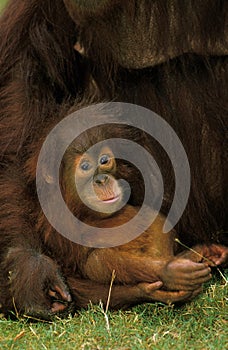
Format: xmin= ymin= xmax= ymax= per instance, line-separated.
xmin=102 ymin=194 xmax=121 ymax=204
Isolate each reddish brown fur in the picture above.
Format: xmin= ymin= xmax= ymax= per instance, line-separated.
xmin=0 ymin=0 xmax=227 ymax=318
xmin=56 ymin=126 xmax=212 ymax=290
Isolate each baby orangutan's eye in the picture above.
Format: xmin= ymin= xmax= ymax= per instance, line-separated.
xmin=99 ymin=154 xmax=111 ymax=165
xmin=80 ymin=160 xmax=92 ymax=171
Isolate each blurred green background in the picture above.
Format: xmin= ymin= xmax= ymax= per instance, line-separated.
xmin=0 ymin=0 xmax=7 ymax=11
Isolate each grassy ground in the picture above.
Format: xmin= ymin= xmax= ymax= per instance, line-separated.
xmin=0 ymin=1 xmax=227 ymax=349
xmin=0 ymin=272 xmax=227 ymax=350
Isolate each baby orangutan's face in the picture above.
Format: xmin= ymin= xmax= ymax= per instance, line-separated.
xmin=73 ymin=146 xmax=124 ymax=217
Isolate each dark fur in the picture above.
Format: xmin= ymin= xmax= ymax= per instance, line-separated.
xmin=0 ymin=0 xmax=227 ymax=317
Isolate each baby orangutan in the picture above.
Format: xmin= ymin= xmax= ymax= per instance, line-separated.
xmin=60 ymin=131 xmax=212 ymax=293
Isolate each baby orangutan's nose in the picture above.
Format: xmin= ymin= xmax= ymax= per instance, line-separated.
xmin=94 ymin=174 xmax=109 ymax=185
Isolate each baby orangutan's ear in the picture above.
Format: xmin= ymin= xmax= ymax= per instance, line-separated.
xmin=74 ymin=42 xmax=85 ymax=55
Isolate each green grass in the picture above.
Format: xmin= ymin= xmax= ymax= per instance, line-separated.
xmin=0 ymin=272 xmax=227 ymax=349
